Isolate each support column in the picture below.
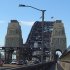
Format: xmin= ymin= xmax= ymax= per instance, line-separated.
xmin=5 ymin=48 xmax=13 ymax=64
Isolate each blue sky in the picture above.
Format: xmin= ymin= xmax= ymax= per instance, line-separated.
xmin=0 ymin=0 xmax=70 ymax=47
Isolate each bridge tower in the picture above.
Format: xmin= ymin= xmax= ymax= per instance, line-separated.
xmin=5 ymin=20 xmax=23 ymax=63
xmin=51 ymin=20 xmax=67 ymax=60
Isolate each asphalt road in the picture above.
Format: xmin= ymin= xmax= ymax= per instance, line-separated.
xmin=0 ymin=62 xmax=64 ymax=70
xmin=0 ymin=64 xmax=24 ymax=70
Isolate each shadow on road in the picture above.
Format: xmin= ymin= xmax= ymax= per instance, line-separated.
xmin=49 ymin=62 xmax=64 ymax=70
xmin=49 ymin=62 xmax=56 ymax=70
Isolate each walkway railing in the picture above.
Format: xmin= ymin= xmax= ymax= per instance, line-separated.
xmin=60 ymin=61 xmax=70 ymax=70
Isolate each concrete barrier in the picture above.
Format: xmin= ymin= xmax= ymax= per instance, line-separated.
xmin=60 ymin=61 xmax=70 ymax=70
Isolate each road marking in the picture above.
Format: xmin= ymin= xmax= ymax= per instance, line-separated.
xmin=56 ymin=63 xmax=57 ymax=70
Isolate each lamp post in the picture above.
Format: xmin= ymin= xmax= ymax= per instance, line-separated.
xmin=19 ymin=4 xmax=46 ymax=63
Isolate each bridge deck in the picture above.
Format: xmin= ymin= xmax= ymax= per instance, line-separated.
xmin=0 ymin=61 xmax=64 ymax=70
xmin=0 ymin=62 xmax=52 ymax=70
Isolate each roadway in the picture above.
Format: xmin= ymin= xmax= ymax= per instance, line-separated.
xmin=0 ymin=64 xmax=26 ymax=70
xmin=0 ymin=61 xmax=64 ymax=70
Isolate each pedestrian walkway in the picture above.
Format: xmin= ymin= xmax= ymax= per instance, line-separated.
xmin=56 ymin=63 xmax=64 ymax=70
xmin=49 ymin=61 xmax=64 ymax=70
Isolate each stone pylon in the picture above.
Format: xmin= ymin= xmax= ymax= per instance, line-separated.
xmin=5 ymin=20 xmax=23 ymax=63
xmin=51 ymin=20 xmax=67 ymax=60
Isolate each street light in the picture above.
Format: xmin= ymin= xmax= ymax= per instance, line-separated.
xmin=19 ymin=4 xmax=46 ymax=63
xmin=19 ymin=4 xmax=46 ymax=22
